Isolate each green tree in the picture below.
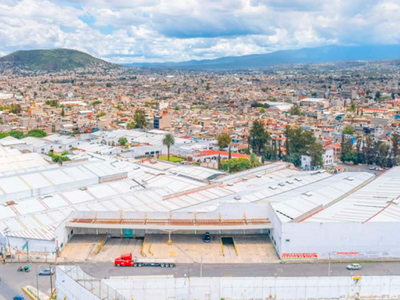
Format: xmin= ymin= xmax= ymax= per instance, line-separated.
xmin=355 ymin=137 xmax=365 ymax=164
xmin=217 ymin=133 xmax=231 ymax=150
xmin=309 ymin=143 xmax=324 ymax=167
xmin=289 ymin=104 xmax=302 ymax=116
xmin=51 ymin=154 xmax=70 ymax=164
xmin=391 ymin=133 xmax=400 ymax=166
xmin=342 ymin=125 xmax=355 ymax=135
xmin=0 ymin=132 xmax=10 ymax=139
xmin=27 ymin=129 xmax=47 ymax=138
xmin=45 ymin=100 xmax=59 ymax=108
xmin=285 ymin=126 xmax=317 ymax=166
xmin=341 ymin=134 xmax=354 ymax=163
xmin=375 ymin=142 xmax=389 ymax=168
xmin=375 ymin=91 xmax=381 ymax=101
xmin=9 ymin=130 xmax=25 ymax=140
xmin=96 ymin=112 xmax=106 ymax=118
xmin=118 ymin=137 xmax=128 ymax=146
xmin=9 ymin=130 xmax=24 ymax=139
xmin=134 ymin=110 xmax=148 ymax=129
xmin=127 ymin=122 xmax=135 ymax=130
xmin=364 ymin=135 xmax=375 ymax=165
xmin=61 ymin=107 xmax=65 ymax=117
xmin=249 ymin=120 xmax=270 ymax=156
xmin=285 ymin=126 xmax=290 ymax=158
xmin=162 ymin=134 xmax=175 ymax=161
xmin=249 ymin=153 xmax=259 ymax=166
xmin=10 ymin=104 xmax=22 ymax=114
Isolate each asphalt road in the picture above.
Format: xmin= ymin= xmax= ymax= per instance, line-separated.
xmin=0 ymin=263 xmax=54 ymax=300
xmin=82 ymin=261 xmax=400 ymax=278
xmin=2 ymin=261 xmax=400 ymax=299
xmin=337 ymin=163 xmax=383 ymax=175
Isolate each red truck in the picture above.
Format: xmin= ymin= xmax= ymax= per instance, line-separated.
xmin=114 ymin=253 xmax=176 ymax=268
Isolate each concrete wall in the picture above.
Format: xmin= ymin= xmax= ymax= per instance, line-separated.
xmin=55 ymin=266 xmax=400 ymax=300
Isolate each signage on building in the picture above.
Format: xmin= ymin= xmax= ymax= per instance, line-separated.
xmin=281 ymin=253 xmax=318 ymax=259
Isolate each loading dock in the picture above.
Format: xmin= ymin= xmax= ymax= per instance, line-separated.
xmin=221 ymin=237 xmax=239 ymax=257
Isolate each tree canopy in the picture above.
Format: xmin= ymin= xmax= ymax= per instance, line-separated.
xmin=216 ymin=133 xmax=231 ymax=150
xmin=342 ymin=125 xmax=355 ymax=135
xmin=289 ymin=104 xmax=302 ymax=116
xmin=27 ymin=129 xmax=47 ymax=138
xmin=249 ymin=120 xmax=270 ymax=156
xmin=134 ymin=109 xmax=147 ymax=129
xmin=118 ymin=137 xmax=128 ymax=146
xmin=220 ymin=158 xmax=252 ymax=173
xmin=162 ymin=134 xmax=175 ymax=161
xmin=285 ymin=126 xmax=320 ymax=167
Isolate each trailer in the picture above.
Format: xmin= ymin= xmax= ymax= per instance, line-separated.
xmin=114 ymin=253 xmax=176 ymax=268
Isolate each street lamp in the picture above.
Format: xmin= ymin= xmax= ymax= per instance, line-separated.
xmin=328 ymin=252 xmax=331 ymax=276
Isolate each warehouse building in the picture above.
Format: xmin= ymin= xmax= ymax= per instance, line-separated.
xmin=1 ymin=144 xmax=400 ymax=261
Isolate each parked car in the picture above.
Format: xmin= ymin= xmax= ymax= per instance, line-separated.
xmin=346 ymin=263 xmax=361 ymax=270
xmin=13 ymin=296 xmax=25 ymax=300
xmin=202 ymin=232 xmax=211 ymax=243
xmin=38 ymin=268 xmax=54 ymax=276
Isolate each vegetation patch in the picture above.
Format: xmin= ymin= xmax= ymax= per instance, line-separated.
xmin=159 ymin=155 xmax=185 ymax=162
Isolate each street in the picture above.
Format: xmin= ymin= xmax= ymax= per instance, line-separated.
xmin=0 ymin=263 xmax=54 ymax=300
xmin=2 ymin=261 xmax=400 ymax=299
xmin=82 ymin=261 xmax=400 ymax=278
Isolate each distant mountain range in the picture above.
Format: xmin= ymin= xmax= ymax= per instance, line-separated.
xmin=0 ymin=49 xmax=118 ymax=72
xmin=2 ymin=45 xmax=400 ymax=73
xmin=126 ymin=45 xmax=400 ymax=70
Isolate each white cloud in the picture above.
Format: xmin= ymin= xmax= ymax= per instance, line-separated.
xmin=0 ymin=0 xmax=400 ymax=63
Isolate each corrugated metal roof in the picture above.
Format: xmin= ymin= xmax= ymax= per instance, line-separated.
xmin=269 ymin=172 xmax=374 ymax=223
xmin=307 ymin=168 xmax=400 ymax=223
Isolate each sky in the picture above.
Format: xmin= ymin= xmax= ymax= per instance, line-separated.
xmin=0 ymin=0 xmax=400 ymax=63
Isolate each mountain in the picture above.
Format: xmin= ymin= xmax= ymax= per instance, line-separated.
xmin=127 ymin=45 xmax=400 ymax=70
xmin=0 ymin=49 xmax=118 ymax=72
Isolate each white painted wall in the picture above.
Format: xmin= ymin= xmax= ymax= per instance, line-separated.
xmin=275 ymin=220 xmax=400 ymax=259
xmin=8 ymin=237 xmax=56 ymax=260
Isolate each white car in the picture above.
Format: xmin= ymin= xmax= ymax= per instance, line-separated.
xmin=346 ymin=263 xmax=361 ymax=270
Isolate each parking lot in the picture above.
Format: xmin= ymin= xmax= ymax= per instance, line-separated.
xmin=59 ymin=234 xmax=280 ymax=264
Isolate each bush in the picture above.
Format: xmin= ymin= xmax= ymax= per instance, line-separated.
xmin=221 ymin=158 xmax=252 ymax=173
xmin=27 ymin=129 xmax=47 ymax=138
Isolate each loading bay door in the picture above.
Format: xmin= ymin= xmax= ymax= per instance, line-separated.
xmin=221 ymin=237 xmax=239 ymax=257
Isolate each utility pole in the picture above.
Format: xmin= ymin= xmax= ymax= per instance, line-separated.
xmin=328 ymin=253 xmax=331 ymax=276
xmin=49 ymin=264 xmax=53 ymax=296
xmin=36 ymin=264 xmax=39 ymax=299
xmin=200 ymin=256 xmax=203 ymax=277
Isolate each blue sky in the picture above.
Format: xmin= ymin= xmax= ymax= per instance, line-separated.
xmin=0 ymin=0 xmax=399 ymax=63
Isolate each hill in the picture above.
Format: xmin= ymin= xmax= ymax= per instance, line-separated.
xmin=0 ymin=49 xmax=118 ymax=72
xmin=127 ymin=45 xmax=400 ymax=70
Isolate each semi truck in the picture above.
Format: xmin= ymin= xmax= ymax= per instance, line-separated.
xmin=114 ymin=253 xmax=176 ymax=268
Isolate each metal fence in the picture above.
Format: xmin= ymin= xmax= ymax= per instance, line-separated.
xmin=63 ymin=265 xmax=127 ymax=300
